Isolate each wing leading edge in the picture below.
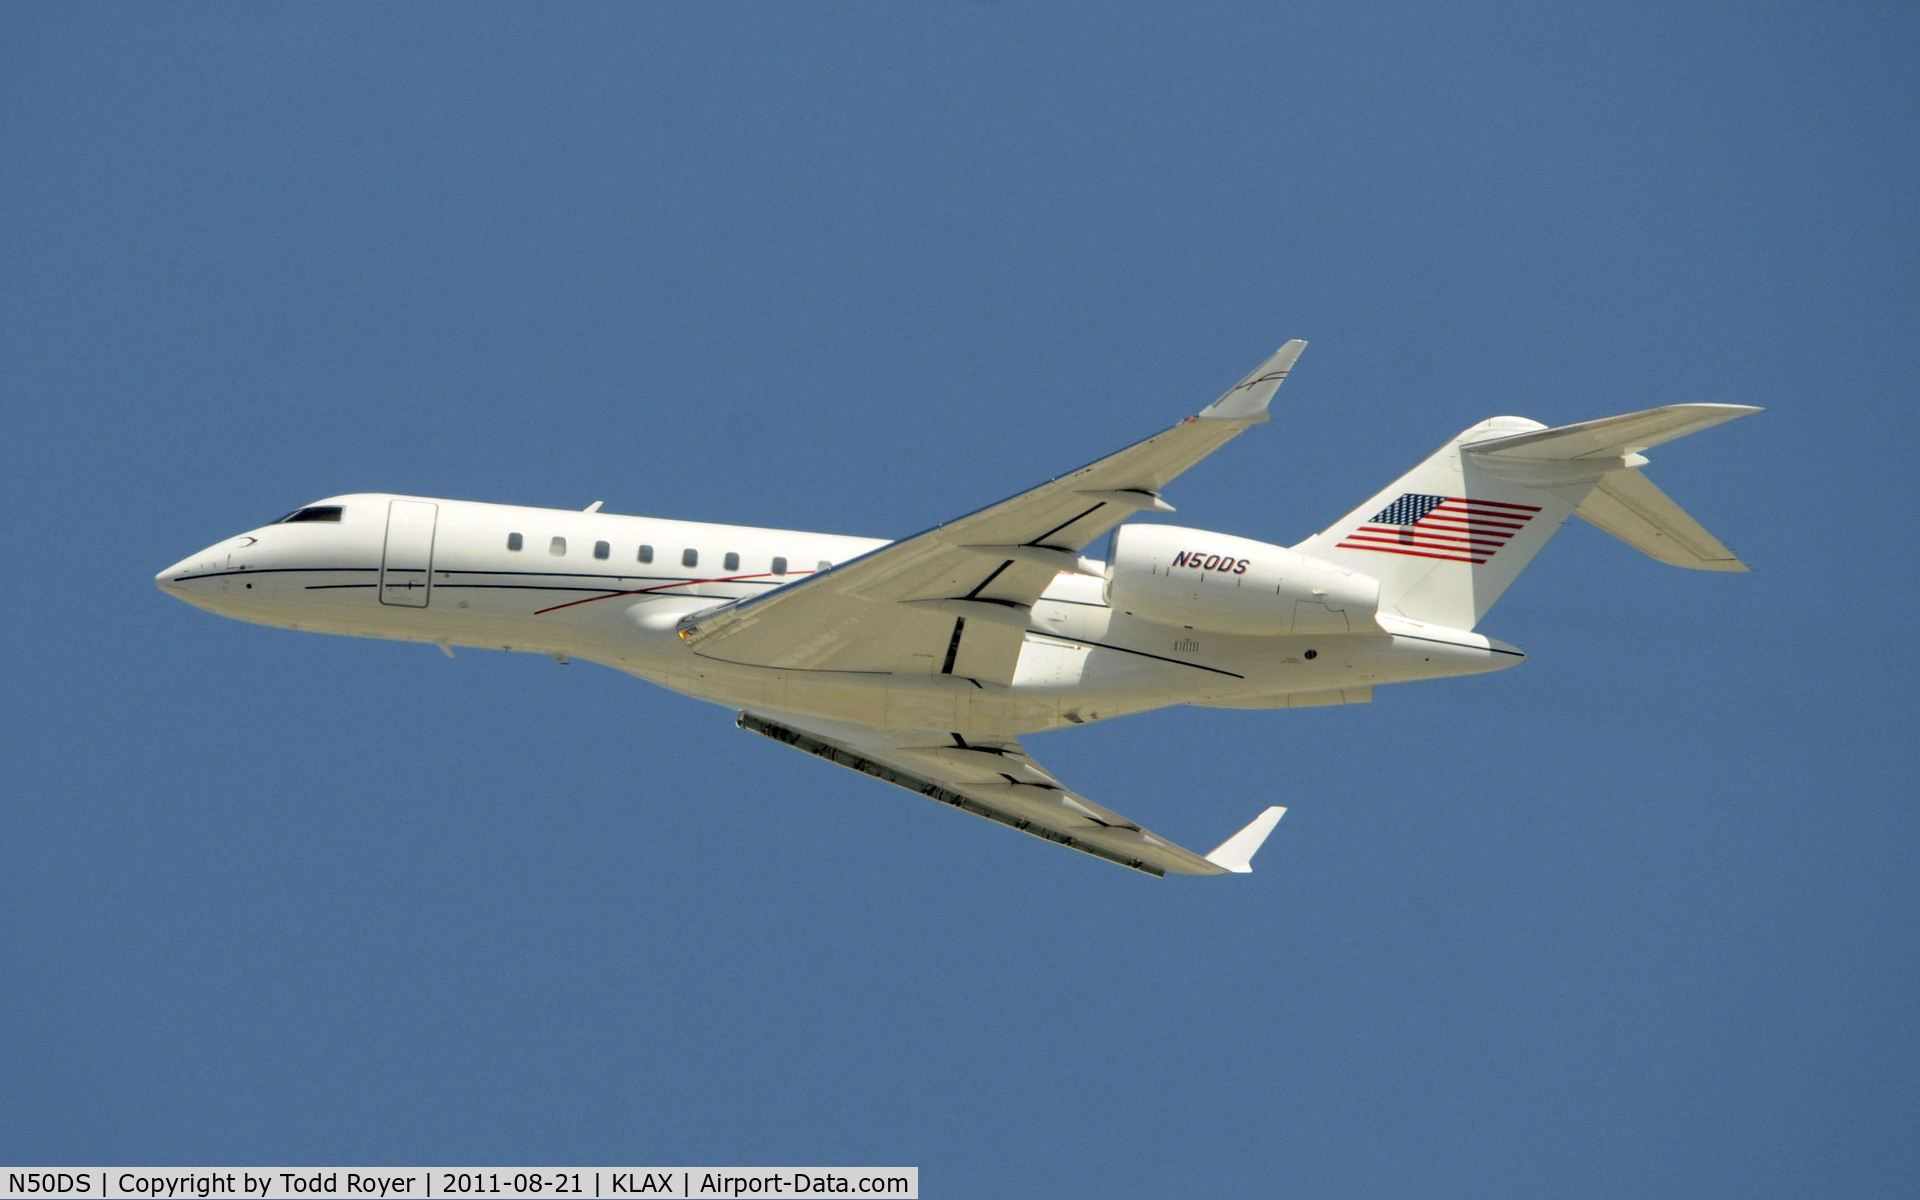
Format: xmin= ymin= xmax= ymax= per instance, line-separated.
xmin=678 ymin=341 xmax=1308 ymax=685
xmin=739 ymin=711 xmax=1285 ymax=877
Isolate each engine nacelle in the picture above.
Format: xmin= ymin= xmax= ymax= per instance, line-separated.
xmin=1104 ymin=524 xmax=1380 ymax=636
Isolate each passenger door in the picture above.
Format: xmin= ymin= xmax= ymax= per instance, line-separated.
xmin=380 ymin=500 xmax=437 ymax=607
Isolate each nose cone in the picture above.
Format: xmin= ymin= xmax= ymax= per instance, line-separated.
xmin=155 ymin=542 xmax=239 ymax=611
xmin=155 ymin=557 xmax=193 ymax=595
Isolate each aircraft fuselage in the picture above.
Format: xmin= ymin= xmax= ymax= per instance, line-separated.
xmin=157 ymin=493 xmax=1521 ymax=737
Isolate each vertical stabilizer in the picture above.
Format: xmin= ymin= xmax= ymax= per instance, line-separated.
xmin=1294 ymin=417 xmax=1587 ymax=629
xmin=1295 ymin=403 xmax=1758 ymax=629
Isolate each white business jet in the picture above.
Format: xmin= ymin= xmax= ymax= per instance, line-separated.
xmin=157 ymin=342 xmax=1756 ymax=877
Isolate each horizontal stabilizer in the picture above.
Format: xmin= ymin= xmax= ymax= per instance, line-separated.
xmin=1575 ymin=469 xmax=1748 ymax=571
xmin=1205 ymin=806 xmax=1286 ymax=873
xmin=1465 ymin=403 xmax=1760 ymax=461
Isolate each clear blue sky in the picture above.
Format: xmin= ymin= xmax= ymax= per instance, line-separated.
xmin=3 ymin=4 xmax=1915 ymax=1195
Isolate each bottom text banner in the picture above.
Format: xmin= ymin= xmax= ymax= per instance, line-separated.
xmin=1 ymin=1171 xmax=916 ymax=1200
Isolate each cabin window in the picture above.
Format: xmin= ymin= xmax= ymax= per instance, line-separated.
xmin=550 ymin=537 xmax=567 ymax=556
xmin=638 ymin=544 xmax=654 ymax=564
xmin=280 ymin=506 xmax=343 ymax=524
xmin=771 ymin=556 xmax=787 ymax=576
xmin=593 ymin=540 xmax=610 ymax=560
xmin=682 ymin=548 xmax=699 ymax=568
xmin=507 ymin=532 xmax=523 ymax=551
xmin=724 ymin=551 xmax=740 ymax=572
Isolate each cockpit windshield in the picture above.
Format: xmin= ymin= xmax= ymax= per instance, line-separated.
xmin=277 ymin=506 xmax=344 ymax=524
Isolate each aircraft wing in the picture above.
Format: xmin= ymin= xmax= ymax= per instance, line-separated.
xmin=738 ymin=711 xmax=1285 ymax=877
xmin=679 ymin=341 xmax=1306 ymax=685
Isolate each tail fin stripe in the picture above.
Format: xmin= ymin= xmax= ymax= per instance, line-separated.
xmin=1415 ymin=530 xmax=1521 ymax=543
xmin=1433 ymin=508 xmax=1536 ymax=522
xmin=1430 ymin=529 xmax=1519 ymax=540
xmin=1351 ymin=527 xmax=1519 ymax=545
xmin=1365 ymin=493 xmax=1544 ymax=528
xmin=1346 ymin=531 xmax=1504 ymax=550
xmin=1350 ymin=532 xmax=1515 ymax=546
xmin=1335 ymin=543 xmax=1487 ymax=565
xmin=1428 ymin=508 xmax=1532 ymax=525
xmin=1413 ymin=517 xmax=1526 ymax=530
xmin=1344 ymin=540 xmax=1490 ymax=557
xmin=1431 ymin=513 xmax=1528 ymax=527
xmin=1435 ymin=505 xmax=1537 ymax=518
xmin=1451 ymin=497 xmax=1543 ymax=512
xmin=1374 ymin=513 xmax=1532 ymax=530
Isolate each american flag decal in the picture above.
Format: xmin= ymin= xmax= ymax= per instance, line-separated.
xmin=1336 ymin=493 xmax=1542 ymax=565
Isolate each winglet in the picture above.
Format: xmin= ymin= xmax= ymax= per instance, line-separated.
xmin=1196 ymin=340 xmax=1307 ymax=423
xmin=1204 ymin=806 xmax=1286 ymax=873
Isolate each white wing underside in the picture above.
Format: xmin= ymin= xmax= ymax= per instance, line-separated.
xmin=700 ymin=343 xmax=1305 ymax=875
xmin=739 ymin=710 xmax=1282 ymax=877
xmin=679 ymin=342 xmax=1307 ymax=687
